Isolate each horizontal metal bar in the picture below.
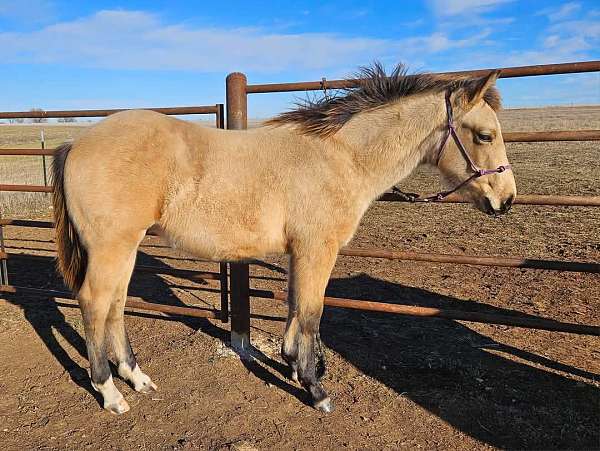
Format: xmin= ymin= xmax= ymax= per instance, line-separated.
xmin=3 ymin=241 xmax=597 ymax=274
xmin=0 ymin=184 xmax=52 ymax=192
xmin=339 ymin=247 xmax=599 ymax=273
xmin=0 ymin=105 xmax=219 ymax=119
xmin=0 ymin=284 xmax=220 ymax=319
xmin=250 ymin=289 xmax=600 ymax=336
xmin=503 ymin=130 xmax=600 ymax=142
xmin=0 ymin=219 xmax=53 ymax=228
xmin=1 ymin=184 xmax=598 ymax=207
xmin=3 ymin=252 xmax=221 ymax=280
xmin=1 ymin=129 xmax=597 ymax=158
xmin=0 ymin=148 xmax=56 ymax=156
xmin=378 ymin=193 xmax=600 ymax=206
xmin=246 ymin=61 xmax=600 ymax=93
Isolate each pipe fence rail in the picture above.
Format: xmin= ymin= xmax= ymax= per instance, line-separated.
xmin=3 ymin=184 xmax=599 ymax=206
xmin=0 ymin=284 xmax=222 ymax=319
xmin=0 ymin=223 xmax=599 ymax=274
xmin=0 ymin=104 xmax=222 ymax=119
xmin=246 ymin=60 xmax=600 ymax=93
xmin=250 ymin=288 xmax=600 ymax=336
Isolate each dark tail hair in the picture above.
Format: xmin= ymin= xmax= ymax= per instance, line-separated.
xmin=51 ymin=142 xmax=87 ymax=293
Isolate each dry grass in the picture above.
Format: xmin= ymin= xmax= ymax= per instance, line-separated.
xmin=0 ymin=124 xmax=87 ymax=216
xmin=0 ymin=124 xmax=86 ymax=149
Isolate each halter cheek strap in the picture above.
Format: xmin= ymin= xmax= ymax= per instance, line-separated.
xmin=399 ymin=90 xmax=511 ymax=202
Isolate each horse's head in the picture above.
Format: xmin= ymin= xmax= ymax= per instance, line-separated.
xmin=436 ymin=71 xmax=516 ymax=216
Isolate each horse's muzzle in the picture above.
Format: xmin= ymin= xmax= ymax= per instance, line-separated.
xmin=483 ymin=195 xmax=513 ymax=216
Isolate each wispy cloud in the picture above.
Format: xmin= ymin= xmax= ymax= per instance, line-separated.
xmin=426 ymin=0 xmax=514 ymax=32
xmin=536 ymin=2 xmax=581 ymax=22
xmin=0 ymin=9 xmax=492 ymax=73
xmin=427 ymin=0 xmax=513 ymax=16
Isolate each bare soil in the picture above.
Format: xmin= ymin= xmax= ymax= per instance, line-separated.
xmin=0 ymin=106 xmax=599 ymax=450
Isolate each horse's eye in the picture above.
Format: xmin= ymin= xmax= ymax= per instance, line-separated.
xmin=476 ymin=132 xmax=493 ymax=143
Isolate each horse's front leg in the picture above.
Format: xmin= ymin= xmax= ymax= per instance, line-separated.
xmin=282 ymin=241 xmax=338 ymax=413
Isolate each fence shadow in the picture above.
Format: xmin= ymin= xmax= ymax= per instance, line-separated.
xmin=2 ymin=248 xmax=229 ymax=405
xmin=320 ymin=273 xmax=599 ymax=450
xmin=4 ymin=249 xmax=599 ymax=448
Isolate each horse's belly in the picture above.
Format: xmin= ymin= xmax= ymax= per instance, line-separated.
xmin=160 ymin=178 xmax=288 ymax=261
xmin=160 ymin=217 xmax=287 ymax=262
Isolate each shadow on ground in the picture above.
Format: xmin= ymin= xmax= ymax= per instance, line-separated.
xmin=3 ymin=249 xmax=598 ymax=449
xmin=322 ymin=273 xmax=599 ymax=449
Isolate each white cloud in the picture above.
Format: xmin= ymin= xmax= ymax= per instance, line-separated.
xmin=536 ymin=2 xmax=581 ymax=22
xmin=404 ymin=29 xmax=492 ymax=53
xmin=0 ymin=10 xmax=491 ymax=73
xmin=549 ymin=19 xmax=600 ymax=39
xmin=427 ymin=0 xmax=513 ymax=16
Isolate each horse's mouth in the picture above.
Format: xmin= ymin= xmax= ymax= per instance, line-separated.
xmin=479 ymin=195 xmax=513 ymax=217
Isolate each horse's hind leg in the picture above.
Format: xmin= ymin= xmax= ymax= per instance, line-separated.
xmin=78 ymin=235 xmax=144 ymax=414
xmin=106 ymin=246 xmax=157 ymax=394
xmin=282 ymin=241 xmax=338 ymax=413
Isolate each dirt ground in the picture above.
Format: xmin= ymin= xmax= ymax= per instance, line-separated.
xmin=0 ymin=106 xmax=599 ymax=450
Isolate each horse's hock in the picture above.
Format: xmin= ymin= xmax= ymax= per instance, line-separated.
xmin=0 ymin=60 xmax=599 ymax=349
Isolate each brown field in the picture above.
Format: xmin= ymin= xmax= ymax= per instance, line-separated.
xmin=0 ymin=106 xmax=599 ymax=450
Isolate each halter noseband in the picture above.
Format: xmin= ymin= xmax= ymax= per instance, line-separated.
xmin=394 ymin=90 xmax=511 ymax=202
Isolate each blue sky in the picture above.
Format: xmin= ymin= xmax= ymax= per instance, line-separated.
xmin=0 ymin=0 xmax=598 ymax=118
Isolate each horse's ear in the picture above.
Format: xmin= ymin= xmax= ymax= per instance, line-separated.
xmin=459 ymin=70 xmax=501 ymax=111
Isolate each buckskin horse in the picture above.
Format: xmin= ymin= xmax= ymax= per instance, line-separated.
xmin=51 ymin=63 xmax=516 ymax=414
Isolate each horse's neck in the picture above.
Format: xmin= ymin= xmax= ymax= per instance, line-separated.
xmin=335 ymin=94 xmax=446 ymax=200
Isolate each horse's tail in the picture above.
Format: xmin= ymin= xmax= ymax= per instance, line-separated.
xmin=51 ymin=142 xmax=87 ymax=293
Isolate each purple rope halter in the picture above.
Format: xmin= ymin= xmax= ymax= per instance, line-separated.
xmin=394 ymin=90 xmax=511 ymax=203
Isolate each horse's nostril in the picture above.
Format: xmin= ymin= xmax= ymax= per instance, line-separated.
xmin=482 ymin=197 xmax=496 ymax=215
xmin=501 ymin=195 xmax=514 ymax=213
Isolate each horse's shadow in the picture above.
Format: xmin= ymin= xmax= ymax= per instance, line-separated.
xmin=4 ymin=246 xmax=599 ymax=448
xmin=320 ymin=273 xmax=599 ymax=450
xmin=2 ymin=247 xmax=229 ymax=405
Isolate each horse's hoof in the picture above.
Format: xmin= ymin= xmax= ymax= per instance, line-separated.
xmin=105 ymin=398 xmax=130 ymax=415
xmin=136 ymin=380 xmax=158 ymax=394
xmin=291 ymin=370 xmax=299 ymax=384
xmin=314 ymin=397 xmax=334 ymax=413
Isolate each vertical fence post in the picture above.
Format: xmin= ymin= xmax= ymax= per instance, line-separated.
xmin=0 ymin=217 xmax=8 ymax=285
xmin=215 ymin=103 xmax=224 ymax=129
xmin=215 ymin=103 xmax=229 ymax=323
xmin=226 ymin=73 xmax=251 ymax=350
xmin=40 ymin=130 xmax=48 ymax=189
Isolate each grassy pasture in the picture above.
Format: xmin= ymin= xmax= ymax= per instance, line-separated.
xmin=0 ymin=125 xmax=87 ymax=216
